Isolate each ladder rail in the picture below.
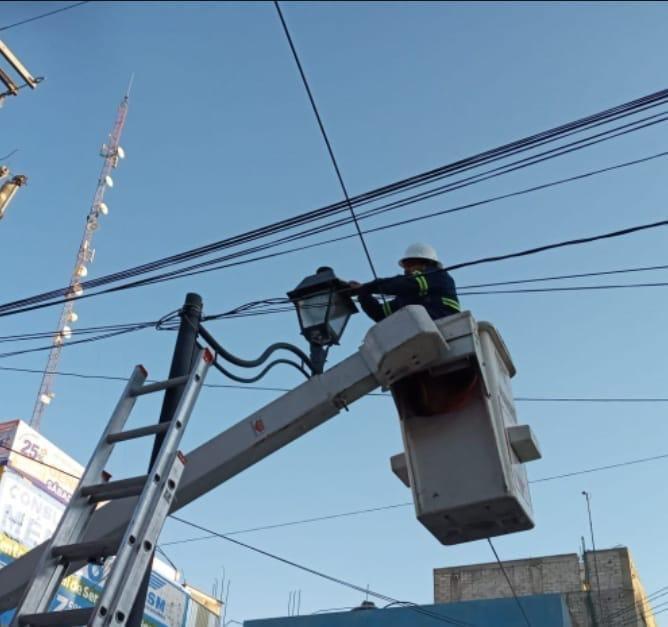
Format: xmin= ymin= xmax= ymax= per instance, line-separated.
xmin=90 ymin=349 xmax=211 ymax=625
xmin=12 ymin=348 xmax=212 ymax=627
xmin=10 ymin=365 xmax=147 ymax=624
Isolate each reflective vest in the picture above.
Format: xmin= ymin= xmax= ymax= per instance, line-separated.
xmin=358 ymin=269 xmax=461 ymax=322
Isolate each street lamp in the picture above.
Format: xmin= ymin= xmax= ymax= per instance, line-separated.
xmin=287 ymin=267 xmax=358 ymax=374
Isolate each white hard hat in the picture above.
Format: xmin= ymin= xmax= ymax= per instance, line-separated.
xmin=399 ymin=243 xmax=442 ymax=268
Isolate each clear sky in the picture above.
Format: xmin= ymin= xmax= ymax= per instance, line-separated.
xmin=2 ymin=1 xmax=668 ymax=624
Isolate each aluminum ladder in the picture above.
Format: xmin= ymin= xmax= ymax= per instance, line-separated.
xmin=11 ymin=347 xmax=214 ymax=626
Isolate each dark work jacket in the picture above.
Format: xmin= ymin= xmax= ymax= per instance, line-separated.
xmin=357 ymin=269 xmax=461 ymax=323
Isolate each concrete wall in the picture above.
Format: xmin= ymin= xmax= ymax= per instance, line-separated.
xmin=434 ymin=553 xmax=582 ymax=602
xmin=433 ymin=548 xmax=656 ymax=627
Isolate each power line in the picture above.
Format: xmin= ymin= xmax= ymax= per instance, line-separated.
xmin=487 ymin=539 xmax=533 ymax=627
xmin=458 ymin=260 xmax=668 ymax=290
xmin=604 ymin=585 xmax=668 ymax=623
xmin=1 ymin=358 xmax=667 ymax=405
xmin=160 ymin=452 xmax=668 ymax=547
xmin=461 ymin=281 xmax=668 ymax=296
xmin=615 ymin=593 xmax=668 ymax=627
xmin=529 ymin=453 xmax=668 ymax=483
xmin=447 ymin=218 xmax=668 ymax=272
xmin=0 ymin=441 xmax=80 ymax=480
xmin=2 ymin=363 xmax=668 ymax=405
xmin=273 ymin=0 xmax=382 ymax=291
xmin=169 ymin=514 xmax=477 ymax=627
xmin=0 ymin=1 xmax=90 ymax=32
xmin=7 ymin=257 xmax=668 ymax=350
xmin=0 ymin=324 xmax=153 ymax=360
xmin=4 ymin=185 xmax=668 ymax=323
xmin=161 ymin=502 xmax=413 ymax=547
xmin=1 ymin=93 xmax=667 ymax=317
xmin=0 ymin=392 xmax=663 ymax=546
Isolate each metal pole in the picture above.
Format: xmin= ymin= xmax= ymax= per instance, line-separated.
xmin=582 ymin=491 xmax=605 ymax=626
xmin=581 ymin=536 xmax=599 ymax=627
xmin=309 ymin=344 xmax=327 ymax=374
xmin=126 ymin=293 xmax=203 ymax=627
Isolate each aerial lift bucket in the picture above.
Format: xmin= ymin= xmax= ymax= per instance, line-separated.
xmin=387 ymin=310 xmax=541 ymax=545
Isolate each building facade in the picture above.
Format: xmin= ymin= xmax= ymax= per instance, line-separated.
xmin=434 ymin=548 xmax=656 ymax=627
xmin=0 ymin=419 xmax=221 ymax=627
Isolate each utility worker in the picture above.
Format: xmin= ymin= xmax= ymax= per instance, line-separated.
xmin=350 ymin=243 xmax=461 ymax=322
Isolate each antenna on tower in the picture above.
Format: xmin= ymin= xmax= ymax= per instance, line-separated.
xmin=125 ymin=72 xmax=135 ymax=100
xmin=29 ymin=88 xmax=131 ymax=432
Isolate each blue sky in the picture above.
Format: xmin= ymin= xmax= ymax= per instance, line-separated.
xmin=2 ymin=1 xmax=668 ymax=623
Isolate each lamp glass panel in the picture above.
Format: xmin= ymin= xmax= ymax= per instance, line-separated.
xmin=298 ymin=291 xmax=331 ymax=330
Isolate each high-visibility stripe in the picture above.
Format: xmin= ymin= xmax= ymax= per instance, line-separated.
xmin=382 ymin=301 xmax=393 ymax=317
xmin=441 ymin=297 xmax=461 ymax=311
xmin=413 ymin=272 xmax=428 ymax=296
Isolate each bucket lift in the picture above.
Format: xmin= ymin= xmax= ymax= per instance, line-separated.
xmin=0 ymin=305 xmax=542 ymax=615
xmin=389 ymin=310 xmax=541 ymax=545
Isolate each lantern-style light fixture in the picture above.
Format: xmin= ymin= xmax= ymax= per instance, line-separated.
xmin=287 ymin=267 xmax=357 ymax=373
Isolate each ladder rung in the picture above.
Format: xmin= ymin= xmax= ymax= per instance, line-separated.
xmin=80 ymin=474 xmax=147 ymax=502
xmin=52 ymin=538 xmax=119 ymax=562
xmin=106 ymin=422 xmax=170 ymax=443
xmin=19 ymin=608 xmax=93 ymax=626
xmin=132 ymin=374 xmax=189 ymax=397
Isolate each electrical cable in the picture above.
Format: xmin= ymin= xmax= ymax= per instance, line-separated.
xmin=0 ymin=1 xmax=90 ymax=32
xmin=448 ymin=218 xmax=668 ymax=271
xmin=0 ymin=325 xmax=152 ymax=359
xmin=605 ymin=586 xmax=668 ymax=623
xmin=169 ymin=514 xmax=477 ymax=627
xmin=198 ymin=323 xmax=314 ymax=373
xmin=0 ymin=96 xmax=666 ymax=317
xmin=0 ymin=320 xmax=159 ymax=344
xmin=3 ymin=364 xmax=668 ymax=404
xmin=616 ymin=597 xmax=668 ymax=627
xmin=0 ymin=395 xmax=663 ymax=547
xmin=210 ymin=355 xmax=311 ymax=384
xmin=106 ymin=214 xmax=668 ymax=308
xmin=101 ymin=145 xmax=668 ymax=295
xmin=161 ymin=502 xmax=413 ymax=547
xmin=160 ymin=451 xmax=668 ymax=547
xmin=3 ymin=180 xmax=666 ymax=324
xmin=529 ymin=453 xmax=668 ymax=483
xmin=273 ymin=0 xmax=383 ymax=296
xmin=458 ymin=261 xmax=668 ymax=290
xmin=0 ymin=149 xmax=18 ymax=160
xmin=0 ymin=441 xmax=81 ymax=480
xmin=460 ymin=281 xmax=668 ymax=296
xmin=487 ymin=539 xmax=534 ymax=627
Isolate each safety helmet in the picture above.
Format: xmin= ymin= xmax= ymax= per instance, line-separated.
xmin=399 ymin=243 xmax=442 ymax=269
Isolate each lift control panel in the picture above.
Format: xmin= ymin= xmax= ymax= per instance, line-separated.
xmin=389 ymin=310 xmax=541 ymax=545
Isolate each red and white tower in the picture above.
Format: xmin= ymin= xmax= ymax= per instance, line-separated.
xmin=29 ymin=87 xmax=130 ymax=431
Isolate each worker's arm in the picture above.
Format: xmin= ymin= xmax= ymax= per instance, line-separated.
xmin=364 ymin=272 xmax=431 ymax=299
xmin=357 ymin=287 xmax=401 ymax=322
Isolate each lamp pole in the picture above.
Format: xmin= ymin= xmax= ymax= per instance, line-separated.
xmin=309 ymin=345 xmax=327 ymax=375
